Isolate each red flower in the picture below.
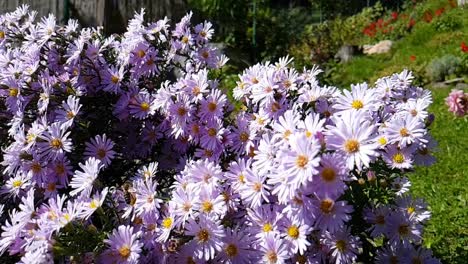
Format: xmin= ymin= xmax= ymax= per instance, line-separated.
xmin=448 ymin=0 xmax=457 ymax=8
xmin=410 ymin=55 xmax=417 ymax=61
xmin=461 ymin=42 xmax=468 ymax=53
xmin=423 ymin=11 xmax=433 ymax=23
xmin=435 ymin=8 xmax=445 ymax=16
xmin=391 ymin=12 xmax=399 ymax=20
xmin=408 ymin=18 xmax=416 ymax=28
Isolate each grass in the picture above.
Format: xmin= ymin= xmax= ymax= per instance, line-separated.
xmin=330 ymin=1 xmax=468 ymax=261
xmin=409 ymin=87 xmax=468 ymax=263
xmin=332 ymin=2 xmax=468 ymax=88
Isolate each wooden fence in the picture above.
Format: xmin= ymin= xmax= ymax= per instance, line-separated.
xmin=0 ymin=0 xmax=187 ymax=34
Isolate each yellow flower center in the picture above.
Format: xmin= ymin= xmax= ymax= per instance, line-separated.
xmin=267 ymin=251 xmax=278 ymax=263
xmin=287 ymin=225 xmax=300 ymax=239
xmin=239 ymin=132 xmax=249 ymax=142
xmin=66 ymin=111 xmax=75 ymax=119
xmin=271 ymin=102 xmax=280 ymax=113
xmin=305 ymin=130 xmax=312 ymax=138
xmin=207 ymin=102 xmax=217 ymax=112
xmin=0 ymin=31 xmax=5 ymax=39
xmin=9 ymin=88 xmax=18 ymax=97
xmin=351 ymin=100 xmax=364 ymax=109
xmin=238 ymin=174 xmax=245 ymax=184
xmin=31 ymin=162 xmax=42 ymax=174
xmin=321 ymin=168 xmax=336 ymax=182
xmin=182 ymin=36 xmax=189 ymax=44
xmin=253 ymin=182 xmax=262 ymax=192
xmin=137 ymin=50 xmax=145 ymax=58
xmin=96 ymin=148 xmax=106 ymax=159
xmin=47 ymin=183 xmax=56 ymax=192
xmin=162 ymin=217 xmax=173 ymax=228
xmin=378 ymin=137 xmax=387 ymax=145
xmin=320 ymin=198 xmax=334 ymax=214
xmin=26 ymin=133 xmax=36 ymax=143
xmin=407 ymin=206 xmax=415 ymax=214
xmin=202 ymin=51 xmax=210 ymax=59
xmin=12 ymin=180 xmax=22 ymax=188
xmin=197 ymin=229 xmax=210 ymax=242
xmin=283 ymin=130 xmax=292 ymax=139
xmin=398 ymin=224 xmax=409 ymax=236
xmin=118 ymin=245 xmax=131 ymax=259
xmin=375 ymin=215 xmax=385 ymax=225
xmin=392 ymin=153 xmax=405 ymax=164
xmin=296 ymin=155 xmax=308 ymax=168
xmin=336 ymin=240 xmax=347 ymax=251
xmin=50 ymin=138 xmax=63 ymax=149
xmin=399 ymin=128 xmax=409 ymax=137
xmin=192 ymin=86 xmax=200 ymax=95
xmin=207 ymin=128 xmax=217 ymax=137
xmin=89 ymin=200 xmax=98 ymax=209
xmin=225 ymin=244 xmax=238 ymax=257
xmin=410 ymin=109 xmax=418 ymax=117
xmin=263 ymin=223 xmax=273 ymax=232
xmin=183 ymin=202 xmax=192 ymax=212
xmin=55 ymin=164 xmax=65 ymax=175
xmin=177 ymin=107 xmax=187 ymax=116
xmin=344 ymin=139 xmax=360 ymax=153
xmin=140 ymin=102 xmax=150 ymax=112
xmin=202 ymin=201 xmax=213 ymax=213
xmin=111 ymin=75 xmax=120 ymax=84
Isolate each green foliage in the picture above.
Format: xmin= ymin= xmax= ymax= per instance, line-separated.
xmin=425 ymin=55 xmax=462 ymax=82
xmin=433 ymin=13 xmax=462 ymax=32
xmin=409 ymin=87 xmax=468 ymax=263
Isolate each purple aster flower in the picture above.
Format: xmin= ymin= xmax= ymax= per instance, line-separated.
xmin=103 ymin=225 xmax=143 ymax=264
xmin=196 ymin=188 xmax=226 ymax=216
xmin=321 ymin=227 xmax=362 ymax=264
xmin=382 ymin=144 xmax=414 ymax=169
xmin=239 ymin=171 xmax=270 ymax=208
xmin=199 ymin=88 xmax=227 ymax=120
xmin=363 ymin=205 xmax=391 ymax=238
xmin=247 ymin=204 xmax=283 ymax=239
xmin=384 ymin=113 xmax=427 ymax=147
xmin=69 ymin=157 xmax=102 ymax=197
xmin=225 ymin=158 xmax=254 ymax=192
xmin=334 ymin=82 xmax=379 ymax=113
xmin=395 ymin=195 xmax=431 ymax=223
xmin=280 ymin=215 xmax=312 ymax=255
xmin=38 ymin=122 xmax=72 ymax=160
xmin=185 ymin=215 xmax=225 ymax=261
xmin=129 ymin=91 xmax=156 ymax=119
xmin=311 ymin=153 xmax=348 ymax=197
xmin=325 ymin=110 xmax=378 ymax=170
xmin=199 ymin=119 xmax=225 ymax=151
xmin=259 ymin=234 xmax=290 ymax=264
xmin=272 ymin=109 xmax=299 ymax=142
xmin=102 ymin=65 xmax=124 ymax=93
xmin=216 ymin=227 xmax=256 ymax=264
xmin=375 ymin=244 xmax=402 ymax=264
xmin=313 ymin=195 xmax=353 ymax=232
xmin=386 ymin=211 xmax=422 ymax=248
xmin=80 ymin=187 xmax=108 ymax=220
xmin=134 ymin=178 xmax=162 ymax=218
xmin=401 ymin=246 xmax=441 ymax=264
xmin=84 ymin=134 xmax=116 ymax=167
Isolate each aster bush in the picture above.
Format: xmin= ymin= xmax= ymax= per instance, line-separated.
xmin=0 ymin=5 xmax=440 ymax=264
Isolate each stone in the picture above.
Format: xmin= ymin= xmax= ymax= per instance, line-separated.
xmin=363 ymin=40 xmax=393 ymax=55
xmin=455 ymin=82 xmax=468 ymax=90
xmin=335 ymin=45 xmax=361 ymax=63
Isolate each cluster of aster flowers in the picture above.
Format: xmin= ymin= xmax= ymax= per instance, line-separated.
xmin=0 ymin=5 xmax=440 ymax=264
xmin=445 ymin=89 xmax=468 ymax=117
